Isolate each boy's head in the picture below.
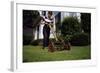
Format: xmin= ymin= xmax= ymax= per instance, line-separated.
xmin=48 ymin=11 xmax=53 ymax=18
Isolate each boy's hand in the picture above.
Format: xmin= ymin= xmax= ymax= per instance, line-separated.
xmin=50 ymin=24 xmax=53 ymax=28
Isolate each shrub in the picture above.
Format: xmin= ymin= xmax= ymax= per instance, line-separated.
xmin=23 ymin=35 xmax=33 ymax=45
xmin=81 ymin=13 xmax=91 ymax=33
xmin=64 ymin=35 xmax=72 ymax=42
xmin=30 ymin=40 xmax=39 ymax=46
xmin=61 ymin=17 xmax=81 ymax=36
xmin=70 ymin=33 xmax=90 ymax=46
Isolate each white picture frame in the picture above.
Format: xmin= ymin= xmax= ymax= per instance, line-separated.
xmin=11 ymin=1 xmax=97 ymax=72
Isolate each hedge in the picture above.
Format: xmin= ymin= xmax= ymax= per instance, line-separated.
xmin=70 ymin=33 xmax=90 ymax=46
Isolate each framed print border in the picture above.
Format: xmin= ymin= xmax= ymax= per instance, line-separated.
xmin=11 ymin=1 xmax=97 ymax=72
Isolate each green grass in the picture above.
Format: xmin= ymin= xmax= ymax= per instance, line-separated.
xmin=23 ymin=45 xmax=91 ymax=62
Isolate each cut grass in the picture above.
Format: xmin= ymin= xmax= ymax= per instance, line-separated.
xmin=23 ymin=45 xmax=91 ymax=62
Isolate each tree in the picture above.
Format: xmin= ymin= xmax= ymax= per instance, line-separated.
xmin=81 ymin=13 xmax=91 ymax=34
xmin=61 ymin=17 xmax=81 ymax=36
xmin=23 ymin=10 xmax=40 ymax=45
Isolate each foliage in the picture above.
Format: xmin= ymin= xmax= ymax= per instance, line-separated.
xmin=30 ymin=40 xmax=39 ymax=46
xmin=23 ymin=10 xmax=40 ymax=28
xmin=70 ymin=33 xmax=90 ymax=46
xmin=61 ymin=16 xmax=91 ymax=46
xmin=63 ymin=35 xmax=72 ymax=42
xmin=81 ymin=13 xmax=91 ymax=33
xmin=61 ymin=17 xmax=81 ymax=36
xmin=23 ymin=35 xmax=33 ymax=45
xmin=23 ymin=10 xmax=40 ymax=45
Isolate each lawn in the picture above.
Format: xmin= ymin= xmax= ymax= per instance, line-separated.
xmin=23 ymin=45 xmax=91 ymax=62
